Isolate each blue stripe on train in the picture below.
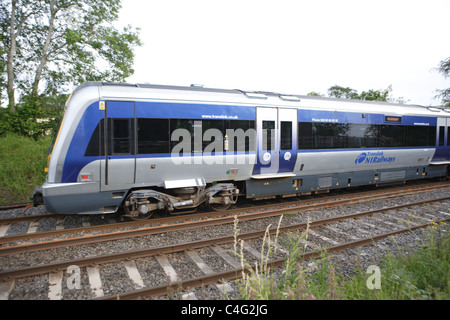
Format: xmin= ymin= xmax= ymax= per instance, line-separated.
xmin=62 ymin=101 xmax=257 ymax=182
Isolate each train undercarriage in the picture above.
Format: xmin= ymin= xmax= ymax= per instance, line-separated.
xmin=122 ymin=183 xmax=239 ymax=220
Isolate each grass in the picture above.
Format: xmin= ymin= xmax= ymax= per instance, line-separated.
xmin=228 ymin=216 xmax=449 ymax=300
xmin=0 ymin=133 xmax=51 ymax=204
xmin=344 ymin=222 xmax=449 ymax=300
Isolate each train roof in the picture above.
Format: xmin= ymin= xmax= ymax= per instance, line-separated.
xmin=71 ymin=81 xmax=450 ymax=118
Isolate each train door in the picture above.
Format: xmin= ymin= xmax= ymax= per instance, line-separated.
xmin=252 ymin=107 xmax=297 ymax=176
xmin=101 ymin=101 xmax=136 ymax=191
xmin=434 ymin=117 xmax=449 ymax=161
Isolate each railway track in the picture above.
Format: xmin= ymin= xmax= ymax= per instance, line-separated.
xmin=0 ymin=183 xmax=449 ymax=300
xmin=1 ymin=180 xmax=449 ymax=242
xmin=0 ymin=203 xmax=32 ymax=211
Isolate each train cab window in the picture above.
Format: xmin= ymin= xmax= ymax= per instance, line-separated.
xmin=85 ymin=121 xmax=102 ymax=157
xmin=439 ymin=127 xmax=445 ymax=146
xmin=109 ymin=118 xmax=134 ymax=155
xmin=262 ymin=121 xmax=275 ymax=151
xmin=137 ymin=119 xmax=170 ymax=154
xmin=280 ymin=121 xmax=292 ymax=150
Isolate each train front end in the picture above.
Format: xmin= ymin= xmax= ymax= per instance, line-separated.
xmin=31 ymin=83 xmax=103 ymax=214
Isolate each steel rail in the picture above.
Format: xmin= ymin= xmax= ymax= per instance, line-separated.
xmin=1 ymin=194 xmax=449 ymax=257
xmin=1 ymin=182 xmax=448 ymax=248
xmin=100 ymin=217 xmax=450 ymax=300
xmin=0 ymin=203 xmax=32 ymax=211
xmin=1 ymin=197 xmax=448 ymax=282
xmin=1 ymin=180 xmax=448 ymax=227
xmin=0 ymin=213 xmax=58 ymax=225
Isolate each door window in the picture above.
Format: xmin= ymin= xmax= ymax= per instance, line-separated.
xmin=262 ymin=121 xmax=275 ymax=151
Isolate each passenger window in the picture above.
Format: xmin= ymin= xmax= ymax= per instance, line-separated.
xmin=380 ymin=125 xmax=404 ymax=147
xmin=138 ymin=119 xmax=170 ymax=154
xmin=298 ymin=122 xmax=313 ymax=149
xmin=405 ymin=126 xmax=429 ymax=147
xmin=280 ymin=121 xmax=292 ymax=150
xmin=201 ymin=120 xmax=225 ymax=151
xmin=428 ymin=126 xmax=437 ymax=146
xmin=226 ymin=120 xmax=256 ymax=152
xmin=439 ymin=127 xmax=445 ymax=146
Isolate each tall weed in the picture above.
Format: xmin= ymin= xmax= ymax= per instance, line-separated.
xmin=230 ymin=216 xmax=449 ymax=300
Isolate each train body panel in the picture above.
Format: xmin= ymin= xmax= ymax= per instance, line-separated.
xmin=296 ymin=148 xmax=436 ymax=175
xmin=36 ymin=82 xmax=450 ymax=216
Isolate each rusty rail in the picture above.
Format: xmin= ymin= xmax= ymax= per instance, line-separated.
xmin=1 ymin=196 xmax=448 ymax=283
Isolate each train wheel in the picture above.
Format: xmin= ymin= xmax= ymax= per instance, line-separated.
xmin=208 ymin=193 xmax=238 ymax=211
xmin=123 ymin=194 xmax=154 ymax=220
xmin=209 ymin=202 xmax=232 ymax=211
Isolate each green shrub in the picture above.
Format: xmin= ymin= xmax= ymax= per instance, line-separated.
xmin=0 ymin=134 xmax=51 ymax=204
xmin=0 ymin=94 xmax=65 ymax=139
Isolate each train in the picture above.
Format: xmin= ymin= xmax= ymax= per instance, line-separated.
xmin=31 ymin=82 xmax=450 ymax=220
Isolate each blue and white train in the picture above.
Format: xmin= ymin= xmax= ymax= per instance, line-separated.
xmin=32 ymin=82 xmax=450 ymax=219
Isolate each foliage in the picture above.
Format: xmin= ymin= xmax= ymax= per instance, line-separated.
xmin=327 ymin=84 xmax=404 ymax=103
xmin=435 ymin=56 xmax=450 ymax=107
xmin=0 ymin=93 xmax=65 ymax=139
xmin=345 ymin=225 xmax=449 ymax=300
xmin=229 ymin=217 xmax=449 ymax=300
xmin=328 ymin=85 xmax=361 ymax=100
xmin=0 ymin=133 xmax=51 ymax=204
xmin=1 ymin=0 xmax=141 ymax=110
xmin=306 ymin=91 xmax=324 ymax=97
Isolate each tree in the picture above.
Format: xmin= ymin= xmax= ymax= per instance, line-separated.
xmin=359 ymin=85 xmax=392 ymax=102
xmin=327 ymin=85 xmax=360 ymax=100
xmin=306 ymin=91 xmax=324 ymax=97
xmin=326 ymin=84 xmax=405 ymax=103
xmin=436 ymin=56 xmax=450 ymax=107
xmin=1 ymin=0 xmax=141 ymax=110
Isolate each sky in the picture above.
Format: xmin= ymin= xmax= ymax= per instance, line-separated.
xmin=117 ymin=0 xmax=450 ymax=106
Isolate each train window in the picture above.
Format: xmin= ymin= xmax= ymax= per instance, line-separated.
xmin=85 ymin=121 xmax=102 ymax=157
xmin=109 ymin=119 xmax=134 ymax=155
xmin=226 ymin=120 xmax=256 ymax=152
xmin=298 ymin=122 xmax=313 ymax=149
xmin=312 ymin=123 xmax=349 ymax=149
xmin=201 ymin=120 xmax=225 ymax=151
xmin=439 ymin=127 xmax=445 ymax=146
xmin=298 ymin=121 xmax=438 ymax=150
xmin=280 ymin=121 xmax=292 ymax=150
xmin=405 ymin=126 xmax=429 ymax=147
xmin=170 ymin=119 xmax=195 ymax=154
xmin=379 ymin=125 xmax=404 ymax=147
xmin=262 ymin=121 xmax=275 ymax=151
xmin=429 ymin=126 xmax=437 ymax=146
xmin=137 ymin=119 xmax=170 ymax=154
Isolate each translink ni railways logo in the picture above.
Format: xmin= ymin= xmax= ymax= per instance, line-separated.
xmin=355 ymin=151 xmax=396 ymax=165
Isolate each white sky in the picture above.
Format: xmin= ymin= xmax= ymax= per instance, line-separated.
xmin=118 ymin=0 xmax=450 ymax=106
